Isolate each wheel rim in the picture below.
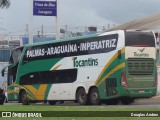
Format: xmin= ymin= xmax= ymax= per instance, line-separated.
xmin=79 ymin=93 xmax=85 ymax=102
xmin=92 ymin=92 xmax=98 ymax=101
xmin=22 ymin=92 xmax=26 ymax=101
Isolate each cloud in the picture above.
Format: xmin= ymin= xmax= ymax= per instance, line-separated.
xmin=60 ymin=0 xmax=112 ymax=27
xmin=87 ymin=0 xmax=160 ymax=24
xmin=1 ymin=0 xmax=160 ymax=33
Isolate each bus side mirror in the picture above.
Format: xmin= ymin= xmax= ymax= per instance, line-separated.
xmin=1 ymin=64 xmax=11 ymax=77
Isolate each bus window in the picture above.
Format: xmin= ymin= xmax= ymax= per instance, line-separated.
xmin=9 ymin=47 xmax=23 ymax=64
xmin=19 ymin=69 xmax=77 ymax=85
xmin=8 ymin=75 xmax=14 ymax=86
xmin=125 ymin=32 xmax=155 ymax=47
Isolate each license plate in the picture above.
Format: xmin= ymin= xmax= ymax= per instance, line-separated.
xmin=138 ymin=90 xmax=145 ymax=94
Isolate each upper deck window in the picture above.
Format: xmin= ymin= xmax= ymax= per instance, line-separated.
xmin=125 ymin=32 xmax=155 ymax=47
xmin=9 ymin=47 xmax=23 ymax=64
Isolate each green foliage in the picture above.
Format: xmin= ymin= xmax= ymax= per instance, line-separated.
xmin=0 ymin=0 xmax=10 ymax=9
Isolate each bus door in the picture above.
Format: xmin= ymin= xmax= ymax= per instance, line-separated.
xmin=59 ymin=83 xmax=73 ymax=100
xmin=49 ymin=84 xmax=60 ymax=100
xmin=58 ymin=69 xmax=77 ymax=100
xmin=47 ymin=69 xmax=77 ymax=100
xmin=7 ymin=47 xmax=23 ymax=100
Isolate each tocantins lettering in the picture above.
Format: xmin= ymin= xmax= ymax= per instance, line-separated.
xmin=133 ymin=52 xmax=149 ymax=58
xmin=73 ymin=57 xmax=98 ymax=67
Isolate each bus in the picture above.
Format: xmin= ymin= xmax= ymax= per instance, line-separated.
xmin=3 ymin=30 xmax=157 ymax=105
xmin=0 ymin=47 xmax=12 ymax=91
xmin=0 ymin=40 xmax=22 ymax=91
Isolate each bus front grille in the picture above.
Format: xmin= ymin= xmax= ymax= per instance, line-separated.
xmin=127 ymin=58 xmax=154 ymax=75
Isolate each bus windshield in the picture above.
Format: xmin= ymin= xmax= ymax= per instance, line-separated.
xmin=9 ymin=47 xmax=23 ymax=64
xmin=125 ymin=32 xmax=155 ymax=47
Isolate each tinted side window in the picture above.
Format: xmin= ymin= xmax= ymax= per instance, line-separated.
xmin=10 ymin=47 xmax=23 ymax=64
xmin=125 ymin=32 xmax=155 ymax=47
xmin=19 ymin=69 xmax=77 ymax=85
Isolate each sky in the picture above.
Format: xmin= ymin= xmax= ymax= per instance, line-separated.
xmin=1 ymin=0 xmax=160 ymax=34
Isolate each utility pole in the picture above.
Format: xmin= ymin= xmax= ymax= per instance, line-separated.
xmin=25 ymin=24 xmax=28 ymax=36
xmin=102 ymin=26 xmax=106 ymax=31
xmin=56 ymin=0 xmax=60 ymax=39
xmin=107 ymin=24 xmax=110 ymax=29
xmin=29 ymin=0 xmax=33 ymax=44
xmin=38 ymin=31 xmax=40 ymax=37
xmin=157 ymin=33 xmax=160 ymax=65
xmin=41 ymin=25 xmax=44 ymax=36
xmin=65 ymin=25 xmax=68 ymax=38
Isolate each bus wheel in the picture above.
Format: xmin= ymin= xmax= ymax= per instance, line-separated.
xmin=89 ymin=88 xmax=100 ymax=105
xmin=20 ymin=91 xmax=29 ymax=105
xmin=76 ymin=88 xmax=87 ymax=105
xmin=48 ymin=101 xmax=57 ymax=105
xmin=121 ymin=99 xmax=135 ymax=105
xmin=0 ymin=94 xmax=5 ymax=105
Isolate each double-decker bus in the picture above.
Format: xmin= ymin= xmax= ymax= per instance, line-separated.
xmin=3 ymin=30 xmax=157 ymax=105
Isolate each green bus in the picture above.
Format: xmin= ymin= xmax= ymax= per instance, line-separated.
xmin=3 ymin=30 xmax=157 ymax=105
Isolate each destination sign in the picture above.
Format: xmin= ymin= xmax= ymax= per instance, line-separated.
xmin=23 ymin=34 xmax=119 ymax=62
xmin=33 ymin=1 xmax=57 ymax=16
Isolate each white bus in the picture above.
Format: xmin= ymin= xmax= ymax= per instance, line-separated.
xmin=4 ymin=30 xmax=157 ymax=105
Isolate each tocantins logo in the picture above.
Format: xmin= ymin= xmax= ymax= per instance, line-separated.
xmin=134 ymin=48 xmax=149 ymax=58
xmin=138 ymin=48 xmax=145 ymax=53
xmin=73 ymin=57 xmax=98 ymax=67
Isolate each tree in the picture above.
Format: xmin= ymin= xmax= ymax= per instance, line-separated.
xmin=0 ymin=0 xmax=10 ymax=9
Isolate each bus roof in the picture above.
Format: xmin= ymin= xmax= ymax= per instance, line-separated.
xmin=14 ymin=30 xmax=154 ymax=50
xmin=25 ymin=33 xmax=99 ymax=48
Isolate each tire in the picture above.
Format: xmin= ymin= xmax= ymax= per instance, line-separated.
xmin=121 ymin=99 xmax=135 ymax=105
xmin=76 ymin=88 xmax=88 ymax=105
xmin=49 ymin=101 xmax=57 ymax=105
xmin=89 ymin=88 xmax=100 ymax=105
xmin=19 ymin=92 xmax=22 ymax=103
xmin=0 ymin=94 xmax=5 ymax=105
xmin=20 ymin=91 xmax=29 ymax=105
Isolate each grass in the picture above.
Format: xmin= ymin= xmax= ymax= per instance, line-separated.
xmin=1 ymin=104 xmax=160 ymax=111
xmin=0 ymin=104 xmax=160 ymax=120
xmin=0 ymin=97 xmax=160 ymax=120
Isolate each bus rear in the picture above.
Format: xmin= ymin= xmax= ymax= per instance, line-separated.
xmin=122 ymin=31 xmax=157 ymax=99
